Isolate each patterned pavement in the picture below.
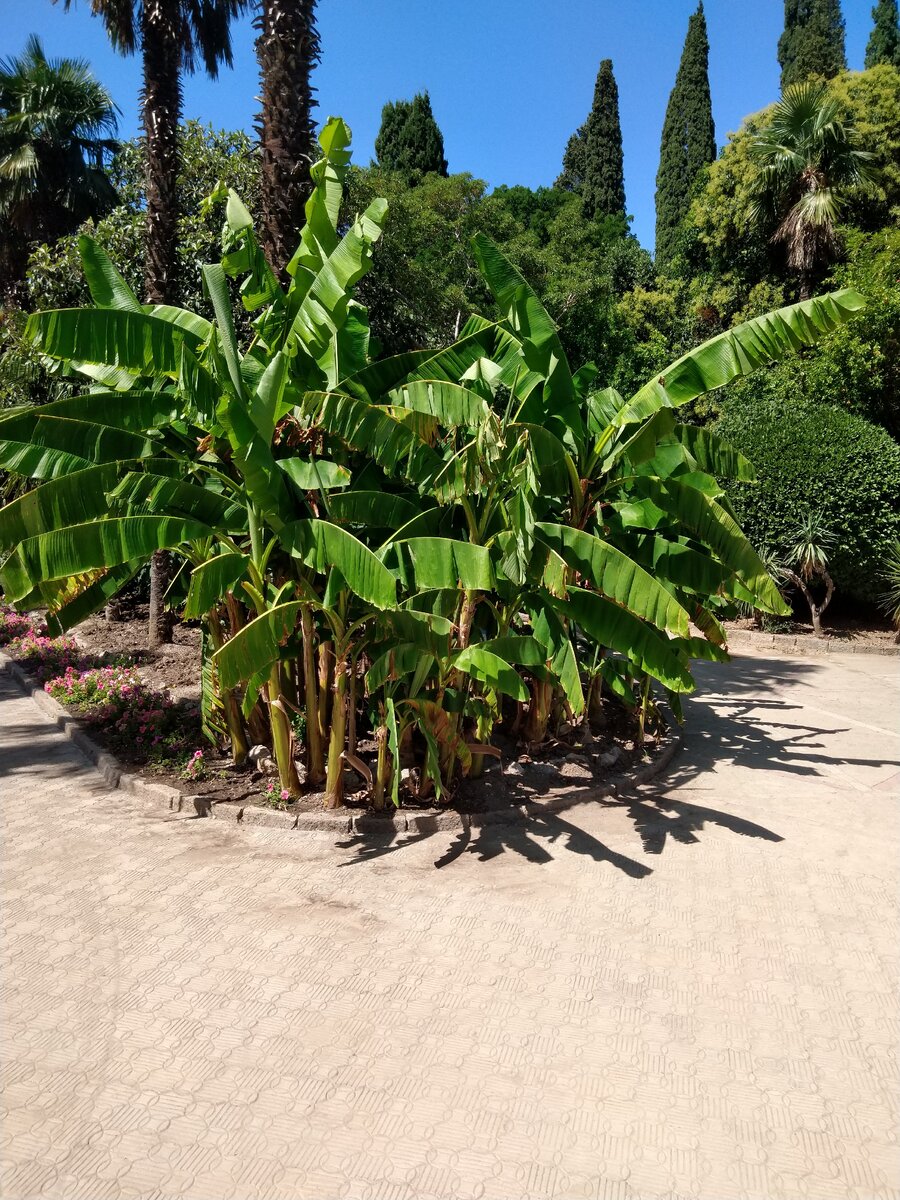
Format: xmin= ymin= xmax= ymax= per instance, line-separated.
xmin=1 ymin=651 xmax=898 ymax=1200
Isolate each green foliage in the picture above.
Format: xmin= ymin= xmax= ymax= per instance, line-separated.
xmin=779 ymin=0 xmax=847 ymax=90
xmin=716 ymin=396 xmax=900 ymax=602
xmin=0 ymin=36 xmax=119 ymax=289
xmin=556 ymin=124 xmax=586 ymax=193
xmin=866 ymin=0 xmax=900 ymax=69
xmin=655 ymin=3 xmax=716 ymax=266
xmin=1 ymin=117 xmax=866 ymax=813
xmin=374 ymin=92 xmax=447 ymax=179
xmin=574 ymin=59 xmax=626 ymax=221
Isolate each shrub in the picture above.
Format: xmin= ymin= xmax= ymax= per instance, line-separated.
xmin=716 ymin=396 xmax=900 ymax=602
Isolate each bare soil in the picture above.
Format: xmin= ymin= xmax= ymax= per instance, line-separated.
xmin=64 ymin=609 xmax=667 ymax=818
xmin=725 ymin=612 xmax=897 ymax=649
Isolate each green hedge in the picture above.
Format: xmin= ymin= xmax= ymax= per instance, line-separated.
xmin=715 ymin=397 xmax=900 ymax=603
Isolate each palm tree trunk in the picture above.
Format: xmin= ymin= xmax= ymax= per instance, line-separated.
xmin=255 ymin=0 xmax=320 ymax=278
xmin=141 ymin=0 xmax=182 ymax=648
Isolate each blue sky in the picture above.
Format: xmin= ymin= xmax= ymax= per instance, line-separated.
xmin=0 ymin=0 xmax=873 ymax=251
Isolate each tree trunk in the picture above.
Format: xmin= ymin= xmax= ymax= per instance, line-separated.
xmin=142 ymin=0 xmax=182 ymax=649
xmin=255 ymin=0 xmax=321 ymax=279
xmin=148 ymin=549 xmax=173 ymax=649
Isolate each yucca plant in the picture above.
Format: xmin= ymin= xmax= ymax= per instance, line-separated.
xmin=782 ymin=511 xmax=836 ymax=636
xmin=879 ymin=540 xmax=900 ymax=644
xmin=0 ymin=117 xmax=867 ymax=810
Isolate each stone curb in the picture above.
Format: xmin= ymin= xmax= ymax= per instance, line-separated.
xmin=1 ymin=649 xmax=683 ymax=836
xmin=726 ymin=627 xmax=900 ymax=657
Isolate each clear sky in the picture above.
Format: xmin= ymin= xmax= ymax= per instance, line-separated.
xmin=0 ymin=0 xmax=873 ymax=251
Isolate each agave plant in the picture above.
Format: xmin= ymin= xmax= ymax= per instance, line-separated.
xmin=0 ymin=118 xmax=866 ymax=810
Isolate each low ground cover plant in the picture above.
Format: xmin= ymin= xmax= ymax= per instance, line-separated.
xmin=43 ymin=664 xmax=193 ymax=762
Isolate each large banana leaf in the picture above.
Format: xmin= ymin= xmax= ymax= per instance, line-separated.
xmin=366 ymin=642 xmax=427 ymax=691
xmin=644 ymin=478 xmax=789 ymax=615
xmin=1 ymin=516 xmax=211 ymax=603
xmin=626 ymin=535 xmax=731 ymax=597
xmin=535 ymin=523 xmax=690 ymax=635
xmin=286 ymin=116 xmax=353 ymax=280
xmin=450 ymin=646 xmax=529 ymax=701
xmin=182 ymin=552 xmax=249 ymax=621
xmin=555 ymin=587 xmax=694 ymax=693
xmin=78 ymin=236 xmax=142 ymax=312
xmin=46 ymin=562 xmax=141 ymax=634
xmin=0 ymin=411 xmax=156 ymax=466
xmin=287 ymin=200 xmax=388 ymax=386
xmin=34 ymin=390 xmax=181 ymax=432
xmin=299 ymin=390 xmax=444 ymax=483
xmin=26 ymin=307 xmax=202 ymax=375
xmin=281 ymin=519 xmax=397 ymax=609
xmin=108 ymin=474 xmax=246 ymax=530
xmin=0 ymin=465 xmax=118 ymax=552
xmin=471 ymin=235 xmax=582 ymax=440
xmin=213 ymin=601 xmax=302 ymax=691
xmin=330 ymin=491 xmax=422 ymax=528
xmin=216 ymin=391 xmax=291 ymax=527
xmin=619 ymin=289 xmax=865 ymax=425
xmin=388 ymin=380 xmax=488 ymax=427
xmin=390 ymin=538 xmax=495 ymax=591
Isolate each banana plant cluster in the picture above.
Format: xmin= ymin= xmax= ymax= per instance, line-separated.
xmin=0 ymin=119 xmax=865 ymax=808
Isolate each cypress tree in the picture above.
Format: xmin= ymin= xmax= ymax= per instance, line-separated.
xmin=374 ymin=91 xmax=447 ymax=178
xmin=581 ymin=59 xmax=626 ymax=221
xmin=654 ymin=3 xmax=716 ymax=266
xmin=865 ymin=0 xmax=900 ymax=68
xmin=556 ymin=124 xmax=587 ymax=193
xmin=779 ymin=0 xmax=847 ymax=89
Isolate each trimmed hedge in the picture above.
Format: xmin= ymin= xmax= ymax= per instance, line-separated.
xmin=715 ymin=397 xmax=900 ymax=603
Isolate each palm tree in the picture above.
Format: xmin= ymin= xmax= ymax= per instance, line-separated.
xmin=749 ymin=82 xmax=876 ymax=298
xmin=62 ymin=0 xmax=250 ymax=306
xmin=60 ymin=0 xmax=249 ymax=647
xmin=255 ymin=0 xmax=320 ymax=277
xmin=0 ymin=36 xmax=118 ymax=293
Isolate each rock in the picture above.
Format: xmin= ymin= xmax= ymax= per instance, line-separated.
xmin=248 ymin=744 xmax=276 ymax=774
xmin=505 ymin=761 xmax=527 ymax=777
xmin=599 ymin=745 xmax=622 ymax=768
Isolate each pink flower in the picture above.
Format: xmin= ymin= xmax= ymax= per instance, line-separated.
xmin=280 ymin=789 xmax=290 ymax=801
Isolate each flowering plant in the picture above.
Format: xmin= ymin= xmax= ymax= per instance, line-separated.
xmin=0 ymin=606 xmax=46 ymax=645
xmin=44 ymin=665 xmax=188 ymax=761
xmin=262 ymin=781 xmax=293 ymax=809
xmin=8 ymin=632 xmax=81 ymax=681
xmin=180 ymin=749 xmax=207 ymax=782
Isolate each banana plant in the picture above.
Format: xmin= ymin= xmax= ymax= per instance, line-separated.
xmin=0 ymin=114 xmax=866 ymax=813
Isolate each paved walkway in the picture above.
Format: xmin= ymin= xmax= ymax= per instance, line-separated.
xmin=1 ymin=651 xmax=898 ymax=1200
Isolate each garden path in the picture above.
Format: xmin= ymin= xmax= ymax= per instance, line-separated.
xmin=1 ymin=650 xmax=898 ymax=1200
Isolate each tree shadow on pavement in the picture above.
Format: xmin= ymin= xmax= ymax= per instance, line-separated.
xmin=336 ymin=653 xmax=900 ymax=873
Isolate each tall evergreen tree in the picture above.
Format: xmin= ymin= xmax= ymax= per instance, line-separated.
xmin=654 ymin=3 xmax=716 ymax=266
xmin=865 ymin=0 xmax=900 ymax=67
xmin=374 ymin=91 xmax=447 ymax=178
xmin=256 ymin=0 xmax=320 ymax=278
xmin=580 ymin=59 xmax=626 ymax=221
xmin=555 ymin=124 xmax=586 ymax=192
xmin=779 ymin=0 xmax=847 ymax=90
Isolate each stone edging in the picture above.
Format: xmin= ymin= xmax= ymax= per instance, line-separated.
xmin=726 ymin=627 xmax=900 ymax=657
xmin=1 ymin=648 xmax=682 ymax=836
